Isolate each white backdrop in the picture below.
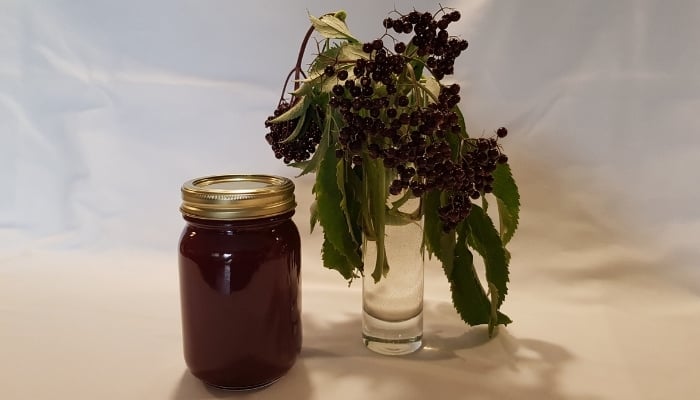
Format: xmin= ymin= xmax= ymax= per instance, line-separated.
xmin=1 ymin=1 xmax=699 ymax=399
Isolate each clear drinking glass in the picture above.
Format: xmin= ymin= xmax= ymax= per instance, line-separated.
xmin=362 ymin=198 xmax=424 ymax=355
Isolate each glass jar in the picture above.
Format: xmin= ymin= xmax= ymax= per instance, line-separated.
xmin=178 ymin=174 xmax=301 ymax=390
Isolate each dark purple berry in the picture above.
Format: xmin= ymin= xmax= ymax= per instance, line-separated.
xmin=332 ymin=84 xmax=345 ymax=96
xmin=497 ymin=127 xmax=508 ymax=138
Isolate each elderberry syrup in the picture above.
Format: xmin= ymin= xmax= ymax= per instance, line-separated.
xmin=178 ymin=174 xmax=301 ymax=390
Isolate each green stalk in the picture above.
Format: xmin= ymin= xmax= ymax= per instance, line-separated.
xmin=366 ymin=156 xmax=387 ymax=283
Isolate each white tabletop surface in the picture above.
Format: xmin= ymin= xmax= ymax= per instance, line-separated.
xmin=2 ymin=1 xmax=700 ymax=399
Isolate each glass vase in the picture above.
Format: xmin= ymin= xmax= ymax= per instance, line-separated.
xmin=362 ymin=198 xmax=424 ymax=355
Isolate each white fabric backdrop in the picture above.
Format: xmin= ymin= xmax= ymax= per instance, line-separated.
xmin=1 ymin=1 xmax=699 ymax=399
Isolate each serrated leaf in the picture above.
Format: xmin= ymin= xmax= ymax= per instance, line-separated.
xmin=322 ymin=236 xmax=356 ymax=279
xmin=309 ymin=14 xmax=357 ymax=42
xmin=450 ymin=221 xmax=512 ymax=333
xmin=423 ymin=190 xmax=455 ymax=274
xmin=289 ymin=160 xmax=309 ymax=170
xmin=492 ymin=163 xmax=520 ymax=245
xmin=339 ymin=42 xmax=368 ymax=61
xmin=466 ymin=205 xmax=509 ymax=306
xmin=270 ymin=96 xmax=309 ymax=123
xmin=310 ymin=45 xmax=342 ymax=75
xmin=336 ymin=156 xmax=359 ymax=244
xmin=450 ymin=221 xmax=491 ymax=326
xmin=315 ymin=141 xmax=363 ymax=275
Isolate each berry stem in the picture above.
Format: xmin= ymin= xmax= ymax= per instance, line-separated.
xmin=278 ymin=68 xmax=297 ymax=105
xmin=294 ymin=25 xmax=316 ymax=93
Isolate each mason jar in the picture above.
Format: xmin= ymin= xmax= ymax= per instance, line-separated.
xmin=178 ymin=174 xmax=301 ymax=390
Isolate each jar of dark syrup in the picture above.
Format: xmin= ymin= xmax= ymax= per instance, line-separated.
xmin=178 ymin=174 xmax=301 ymax=390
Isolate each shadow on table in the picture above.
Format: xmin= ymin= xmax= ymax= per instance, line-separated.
xmin=171 ymin=359 xmax=312 ymax=400
xmin=300 ymin=301 xmax=601 ymax=400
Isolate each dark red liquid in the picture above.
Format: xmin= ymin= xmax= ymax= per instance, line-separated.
xmin=178 ymin=211 xmax=301 ymax=389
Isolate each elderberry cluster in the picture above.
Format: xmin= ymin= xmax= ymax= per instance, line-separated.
xmin=325 ymin=10 xmax=508 ymax=230
xmin=264 ymin=101 xmax=322 ymax=164
xmin=265 ymin=8 xmax=511 ymax=232
xmin=383 ymin=10 xmax=468 ymax=80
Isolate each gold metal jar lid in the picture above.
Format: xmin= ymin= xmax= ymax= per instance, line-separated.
xmin=180 ymin=174 xmax=296 ymax=220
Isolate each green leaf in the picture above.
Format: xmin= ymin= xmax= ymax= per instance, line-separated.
xmin=322 ymin=236 xmax=356 ymax=280
xmin=449 ymin=221 xmax=491 ymax=326
xmin=310 ymin=201 xmax=318 ymax=233
xmin=310 ymin=45 xmax=342 ymax=75
xmin=385 ymin=208 xmax=420 ymax=226
xmin=466 ymin=205 xmax=509 ymax=306
xmin=365 ymin=156 xmax=388 ymax=282
xmin=309 ymin=13 xmax=358 ymax=42
xmin=291 ymin=82 xmax=313 ymax=96
xmin=338 ymin=42 xmax=368 ymax=61
xmin=492 ymin=163 xmax=520 ymax=245
xmin=422 ymin=190 xmax=455 ymax=274
xmin=453 ymin=106 xmax=470 ymax=139
xmin=450 ymin=221 xmax=512 ymax=334
xmin=315 ymin=139 xmax=363 ymax=275
xmin=296 ymin=105 xmax=331 ymax=177
xmin=336 ymin=156 xmax=359 ymax=244
xmin=270 ymin=96 xmax=309 ymax=123
xmin=280 ymin=106 xmax=307 ymax=143
xmin=422 ymin=76 xmax=441 ymax=102
xmin=343 ymin=163 xmax=364 ymax=265
xmin=406 ymin=42 xmax=425 ymax=80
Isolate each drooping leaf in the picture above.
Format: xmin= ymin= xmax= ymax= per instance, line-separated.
xmin=365 ymin=156 xmax=388 ymax=282
xmin=492 ymin=163 xmax=520 ymax=245
xmin=321 ymin=235 xmax=356 ymax=280
xmin=310 ymin=200 xmax=318 ymax=233
xmin=466 ymin=205 xmax=509 ymax=306
xmin=309 ymin=13 xmax=358 ymax=42
xmin=280 ymin=106 xmax=307 ymax=143
xmin=315 ymin=139 xmax=363 ymax=275
xmin=449 ymin=221 xmax=491 ymax=326
xmin=385 ymin=208 xmax=420 ymax=226
xmin=292 ymin=81 xmax=313 ymax=96
xmin=296 ymin=105 xmax=331 ymax=177
xmin=450 ymin=220 xmax=512 ymax=335
xmin=270 ymin=96 xmax=309 ymax=123
xmin=422 ymin=190 xmax=455 ymax=275
xmin=406 ymin=42 xmax=425 ymax=80
xmin=336 ymin=157 xmax=359 ymax=244
xmin=452 ymin=105 xmax=470 ymax=139
xmin=422 ymin=76 xmax=441 ymax=103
